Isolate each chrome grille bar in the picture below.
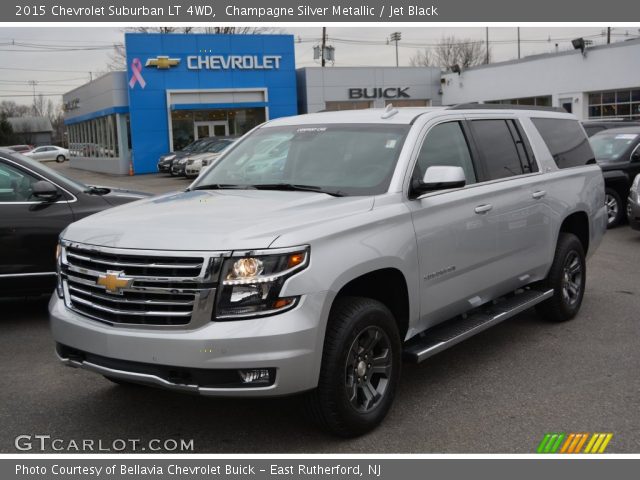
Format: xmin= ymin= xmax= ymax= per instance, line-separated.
xmin=59 ymin=240 xmax=229 ymax=328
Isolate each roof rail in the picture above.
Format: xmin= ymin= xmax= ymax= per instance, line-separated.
xmin=447 ymin=103 xmax=566 ymax=113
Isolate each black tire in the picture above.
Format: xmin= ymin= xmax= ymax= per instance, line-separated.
xmin=306 ymin=296 xmax=401 ymax=437
xmin=605 ymin=188 xmax=624 ymax=228
xmin=55 ymin=155 xmax=65 ymax=163
xmin=536 ymin=233 xmax=586 ymax=322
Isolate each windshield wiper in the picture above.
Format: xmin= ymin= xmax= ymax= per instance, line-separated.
xmin=189 ymin=183 xmax=254 ymax=191
xmin=252 ymin=183 xmax=345 ymax=197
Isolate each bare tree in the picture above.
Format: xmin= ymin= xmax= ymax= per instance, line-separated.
xmin=0 ymin=101 xmax=31 ymax=118
xmin=410 ymin=36 xmax=490 ymax=70
xmin=107 ymin=26 xmax=279 ymax=71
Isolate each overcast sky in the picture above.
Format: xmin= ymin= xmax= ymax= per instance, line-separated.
xmin=1 ymin=26 xmax=638 ymax=106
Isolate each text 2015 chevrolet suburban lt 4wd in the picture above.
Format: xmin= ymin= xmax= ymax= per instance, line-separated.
xmin=50 ymin=105 xmax=606 ymax=437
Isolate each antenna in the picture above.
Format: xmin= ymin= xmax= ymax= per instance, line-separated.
xmin=381 ymin=104 xmax=399 ymax=119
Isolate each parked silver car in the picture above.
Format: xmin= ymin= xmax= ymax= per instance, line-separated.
xmin=627 ymin=173 xmax=640 ymax=230
xmin=24 ymin=145 xmax=69 ymax=163
xmin=50 ymin=105 xmax=606 ymax=437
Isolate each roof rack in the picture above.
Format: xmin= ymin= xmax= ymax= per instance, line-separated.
xmin=447 ymin=103 xmax=566 ymax=113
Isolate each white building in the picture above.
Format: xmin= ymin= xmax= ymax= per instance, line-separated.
xmin=441 ymin=38 xmax=640 ymax=121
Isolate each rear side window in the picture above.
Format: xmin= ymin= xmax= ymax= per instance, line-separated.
xmin=532 ymin=118 xmax=595 ymax=168
xmin=468 ymin=120 xmax=526 ymax=180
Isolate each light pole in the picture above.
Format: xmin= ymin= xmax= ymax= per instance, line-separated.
xmin=28 ymin=80 xmax=38 ymax=114
xmin=390 ymin=32 xmax=401 ymax=67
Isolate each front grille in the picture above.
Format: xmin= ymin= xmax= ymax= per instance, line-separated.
xmin=59 ymin=241 xmax=226 ymax=327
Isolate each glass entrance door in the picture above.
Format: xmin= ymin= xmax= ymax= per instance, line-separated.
xmin=194 ymin=121 xmax=229 ymax=139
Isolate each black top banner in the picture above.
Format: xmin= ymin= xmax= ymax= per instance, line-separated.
xmin=7 ymin=0 xmax=640 ymax=22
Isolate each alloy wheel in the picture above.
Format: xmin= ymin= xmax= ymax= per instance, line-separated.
xmin=344 ymin=326 xmax=393 ymax=413
xmin=562 ymin=251 xmax=583 ymax=306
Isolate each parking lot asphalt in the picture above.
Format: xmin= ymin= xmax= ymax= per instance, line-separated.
xmin=1 ymin=165 xmax=639 ymax=453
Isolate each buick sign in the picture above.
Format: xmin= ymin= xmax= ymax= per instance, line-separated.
xmin=348 ymin=87 xmax=410 ymax=99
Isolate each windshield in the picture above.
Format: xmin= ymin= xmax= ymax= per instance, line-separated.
xmin=193 ymin=124 xmax=410 ymax=196
xmin=181 ymin=139 xmax=203 ymax=152
xmin=590 ymin=132 xmax=639 ymax=162
xmin=201 ymin=139 xmax=234 ymax=153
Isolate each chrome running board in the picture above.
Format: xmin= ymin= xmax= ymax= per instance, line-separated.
xmin=404 ymin=288 xmax=554 ymax=363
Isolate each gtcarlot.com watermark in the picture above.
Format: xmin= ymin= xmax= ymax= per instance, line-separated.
xmin=15 ymin=435 xmax=194 ymax=452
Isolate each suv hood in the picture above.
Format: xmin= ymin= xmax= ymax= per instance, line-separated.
xmin=63 ymin=189 xmax=374 ymax=251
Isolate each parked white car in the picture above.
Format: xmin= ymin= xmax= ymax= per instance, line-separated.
xmin=24 ymin=145 xmax=69 ymax=163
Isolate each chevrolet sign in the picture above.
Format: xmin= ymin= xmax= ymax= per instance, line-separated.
xmin=187 ymin=55 xmax=281 ymax=70
xmin=145 ymin=56 xmax=180 ymax=69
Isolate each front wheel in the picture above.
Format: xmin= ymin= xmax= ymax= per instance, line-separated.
xmin=605 ymin=188 xmax=624 ymax=228
xmin=536 ymin=233 xmax=586 ymax=322
xmin=55 ymin=155 xmax=66 ymax=163
xmin=306 ymin=296 xmax=401 ymax=437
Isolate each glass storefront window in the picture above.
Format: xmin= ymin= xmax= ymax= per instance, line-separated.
xmin=170 ymin=108 xmax=266 ymax=151
xmin=588 ymin=88 xmax=640 ymax=120
xmin=484 ymin=96 xmax=552 ymax=107
xmin=68 ymin=113 xmax=121 ymax=159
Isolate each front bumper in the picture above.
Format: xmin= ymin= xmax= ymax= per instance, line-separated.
xmin=627 ymin=195 xmax=640 ymax=230
xmin=49 ymin=292 xmax=328 ymax=396
xmin=185 ymin=165 xmax=202 ymax=177
xmin=171 ymin=163 xmax=186 ymax=176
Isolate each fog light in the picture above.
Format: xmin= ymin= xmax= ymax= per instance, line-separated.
xmin=238 ymin=369 xmax=271 ymax=384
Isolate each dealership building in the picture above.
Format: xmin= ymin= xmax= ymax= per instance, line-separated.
xmin=296 ymin=66 xmax=442 ymax=113
xmin=63 ymin=33 xmax=298 ymax=174
xmin=63 ymin=33 xmax=443 ymax=175
xmin=441 ymin=38 xmax=640 ymax=120
xmin=64 ymin=33 xmax=640 ymax=175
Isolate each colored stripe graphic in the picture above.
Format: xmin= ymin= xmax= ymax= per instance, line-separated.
xmin=538 ymin=433 xmax=613 ymax=453
xmin=537 ymin=433 xmax=565 ymax=453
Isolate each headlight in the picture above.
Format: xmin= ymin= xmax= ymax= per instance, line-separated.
xmin=214 ymin=246 xmax=309 ymax=320
xmin=163 ymin=154 xmax=176 ymax=161
xmin=55 ymin=241 xmax=64 ymax=298
xmin=630 ymin=174 xmax=640 ymax=196
xmin=179 ymin=158 xmax=188 ymax=165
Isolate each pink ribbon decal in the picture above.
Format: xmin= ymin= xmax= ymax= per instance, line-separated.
xmin=128 ymin=58 xmax=146 ymax=89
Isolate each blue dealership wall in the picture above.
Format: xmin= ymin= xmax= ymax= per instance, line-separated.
xmin=125 ymin=33 xmax=297 ymax=174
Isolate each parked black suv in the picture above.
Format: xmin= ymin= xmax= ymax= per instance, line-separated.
xmin=582 ymin=119 xmax=640 ymax=137
xmin=157 ymin=138 xmax=208 ymax=175
xmin=589 ymin=127 xmax=640 ymax=227
xmin=0 ymin=149 xmax=150 ymax=297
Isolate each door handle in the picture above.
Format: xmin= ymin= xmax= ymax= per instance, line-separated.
xmin=532 ymin=190 xmax=547 ymax=199
xmin=474 ymin=204 xmax=493 ymax=214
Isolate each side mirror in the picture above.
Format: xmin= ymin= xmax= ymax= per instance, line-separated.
xmin=413 ymin=166 xmax=466 ymax=196
xmin=631 ymin=150 xmax=640 ymax=162
xmin=31 ymin=180 xmax=60 ymax=202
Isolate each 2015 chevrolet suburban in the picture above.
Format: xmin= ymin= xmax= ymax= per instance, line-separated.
xmin=50 ymin=105 xmax=607 ymax=437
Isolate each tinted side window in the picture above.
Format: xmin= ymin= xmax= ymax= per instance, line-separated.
xmin=532 ymin=118 xmax=595 ymax=168
xmin=468 ymin=120 xmax=524 ymax=180
xmin=0 ymin=161 xmax=40 ymax=202
xmin=413 ymin=121 xmax=477 ymax=185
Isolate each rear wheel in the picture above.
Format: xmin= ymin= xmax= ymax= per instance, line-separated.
xmin=306 ymin=296 xmax=401 ymax=437
xmin=536 ymin=233 xmax=586 ymax=322
xmin=55 ymin=154 xmax=65 ymax=163
xmin=605 ymin=188 xmax=624 ymax=228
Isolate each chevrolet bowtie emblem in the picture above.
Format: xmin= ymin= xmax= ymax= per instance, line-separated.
xmin=96 ymin=271 xmax=133 ymax=295
xmin=145 ymin=56 xmax=180 ymax=69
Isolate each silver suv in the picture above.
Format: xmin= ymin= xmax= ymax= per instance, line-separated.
xmin=50 ymin=105 xmax=607 ymax=437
